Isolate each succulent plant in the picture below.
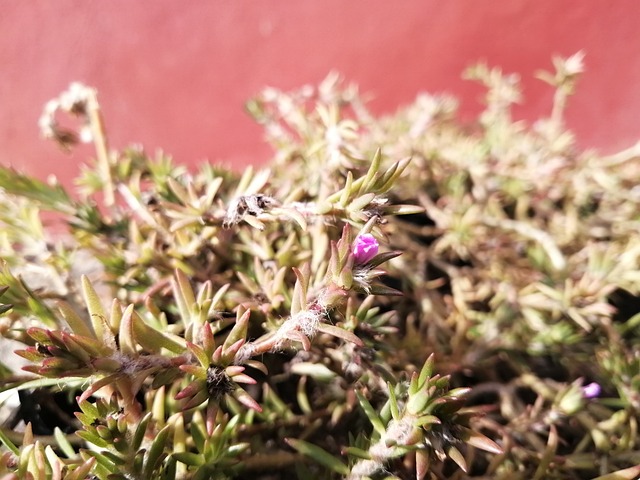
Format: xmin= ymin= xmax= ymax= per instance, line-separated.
xmin=0 ymin=53 xmax=638 ymax=479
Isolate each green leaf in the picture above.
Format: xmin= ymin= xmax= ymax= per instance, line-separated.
xmin=68 ymin=333 xmax=113 ymax=358
xmin=171 ymin=451 xmax=203 ymax=467
xmin=447 ymin=445 xmax=467 ymax=473
xmin=187 ymin=342 xmax=210 ymax=369
xmin=348 ymin=192 xmax=376 ymax=213
xmin=131 ymin=413 xmax=152 ymax=452
xmin=77 ymin=398 xmax=100 ymax=419
xmin=533 ymin=425 xmax=558 ymax=480
xmin=355 ymin=390 xmax=386 ymax=436
xmin=222 ymin=309 xmax=250 ymax=355
xmin=290 ymin=362 xmax=337 ymax=381
xmin=0 ymin=166 xmax=75 ymax=213
xmin=418 ymin=354 xmax=435 ymax=390
xmin=290 ymin=266 xmax=309 ymax=316
xmin=407 ymin=389 xmax=431 ymax=416
xmin=591 ymin=465 xmax=640 ymax=480
xmin=366 ymin=251 xmax=402 ymax=268
xmin=133 ymin=310 xmax=186 ymax=354
xmin=285 ymin=438 xmax=349 ymax=475
xmin=339 ymin=171 xmax=354 ymax=207
xmin=296 ymin=377 xmax=312 ymax=414
xmin=342 ymin=446 xmax=371 ymax=460
xmin=378 ymin=157 xmax=412 ymax=193
xmin=0 ymin=426 xmax=19 ymax=455
xmin=76 ymin=430 xmax=109 ymax=448
xmin=54 ymin=426 xmax=77 ymax=459
xmin=281 ymin=206 xmax=308 ymax=230
xmin=0 ymin=263 xmax=57 ymax=326
xmin=172 ymin=269 xmax=196 ymax=329
xmin=85 ymin=450 xmax=119 ymax=473
xmin=144 ymin=423 xmax=173 ymax=478
xmin=118 ymin=304 xmax=137 ymax=356
xmin=460 ymin=427 xmax=503 ymax=454
xmin=381 ymin=204 xmax=425 ymax=215
xmin=445 ymin=387 xmax=471 ymax=400
xmin=358 ymin=148 xmax=382 ymax=195
xmin=81 ymin=275 xmax=109 ymax=344
xmin=415 ymin=415 xmax=441 ymax=427
xmin=387 ymin=382 xmax=400 ymax=420
xmin=366 ymin=283 xmax=403 ymax=296
xmin=190 ymin=419 xmax=207 ymax=453
xmin=65 ymin=457 xmax=97 ymax=480
xmin=57 ymin=300 xmax=95 ymax=338
xmin=316 ymin=323 xmax=364 ymax=346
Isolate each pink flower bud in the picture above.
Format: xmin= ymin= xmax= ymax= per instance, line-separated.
xmin=581 ymin=382 xmax=601 ymax=399
xmin=352 ymin=234 xmax=379 ymax=265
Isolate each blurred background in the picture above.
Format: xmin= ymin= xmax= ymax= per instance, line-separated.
xmin=1 ymin=1 xmax=639 ymax=188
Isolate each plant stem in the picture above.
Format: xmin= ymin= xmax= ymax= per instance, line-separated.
xmin=86 ymin=89 xmax=115 ymax=209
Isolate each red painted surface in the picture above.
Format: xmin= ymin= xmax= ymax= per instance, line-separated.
xmin=1 ymin=1 xmax=639 ymax=188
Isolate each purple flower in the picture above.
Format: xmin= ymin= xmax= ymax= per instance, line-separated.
xmin=352 ymin=234 xmax=379 ymax=265
xmin=581 ymin=382 xmax=601 ymax=399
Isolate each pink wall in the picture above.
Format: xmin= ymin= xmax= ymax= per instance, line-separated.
xmin=2 ymin=1 xmax=639 ymax=187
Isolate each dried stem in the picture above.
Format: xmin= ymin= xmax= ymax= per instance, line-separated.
xmin=86 ymin=89 xmax=115 ymax=208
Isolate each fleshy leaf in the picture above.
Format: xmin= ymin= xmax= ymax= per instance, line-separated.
xmin=81 ymin=275 xmax=110 ymax=345
xmin=285 ymin=438 xmax=349 ymax=475
xmin=316 ymin=323 xmax=363 ymax=346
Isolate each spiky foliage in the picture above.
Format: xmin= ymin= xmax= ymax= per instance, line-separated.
xmin=0 ymin=53 xmax=638 ymax=479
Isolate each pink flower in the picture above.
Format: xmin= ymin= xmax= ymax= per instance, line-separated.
xmin=352 ymin=234 xmax=379 ymax=265
xmin=581 ymin=382 xmax=601 ymax=399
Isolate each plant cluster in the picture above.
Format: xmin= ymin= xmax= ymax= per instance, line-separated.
xmin=0 ymin=53 xmax=639 ymax=479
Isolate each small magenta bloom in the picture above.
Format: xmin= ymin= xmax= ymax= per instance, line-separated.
xmin=352 ymin=234 xmax=379 ymax=265
xmin=582 ymin=382 xmax=601 ymax=399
